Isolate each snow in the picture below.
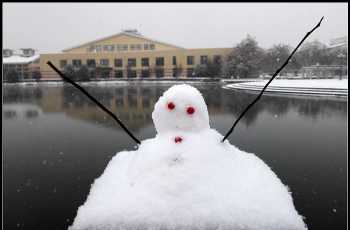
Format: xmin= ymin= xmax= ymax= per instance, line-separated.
xmin=224 ymin=79 xmax=348 ymax=97
xmin=152 ymin=84 xmax=210 ymax=134
xmin=229 ymin=79 xmax=348 ymax=90
xmin=69 ymin=84 xmax=307 ymax=230
xmin=3 ymin=54 xmax=40 ymax=64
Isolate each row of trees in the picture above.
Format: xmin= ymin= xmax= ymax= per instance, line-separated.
xmin=220 ymin=35 xmax=347 ymax=78
xmin=180 ymin=35 xmax=346 ymax=79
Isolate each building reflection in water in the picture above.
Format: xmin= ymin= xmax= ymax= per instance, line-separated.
xmin=3 ymin=104 xmax=43 ymax=120
xmin=3 ymin=84 xmax=347 ymax=130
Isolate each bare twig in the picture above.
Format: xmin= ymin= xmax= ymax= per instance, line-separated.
xmin=47 ymin=61 xmax=141 ymax=145
xmin=222 ymin=17 xmax=324 ymax=142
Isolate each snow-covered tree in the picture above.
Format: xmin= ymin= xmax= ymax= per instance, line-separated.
xmin=222 ymin=35 xmax=264 ymax=78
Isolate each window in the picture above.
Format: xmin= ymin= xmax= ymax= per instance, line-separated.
xmin=155 ymin=68 xmax=164 ymax=78
xmin=95 ymin=45 xmax=101 ymax=52
xmin=130 ymin=44 xmax=135 ymax=50
xmin=136 ymin=44 xmax=142 ymax=50
xmin=72 ymin=59 xmax=82 ymax=67
xmin=101 ymin=45 xmax=113 ymax=52
xmin=213 ymin=55 xmax=222 ymax=64
xmin=97 ymin=67 xmax=111 ymax=78
xmin=187 ymin=56 xmax=194 ymax=65
xmin=200 ymin=56 xmax=208 ymax=65
xmin=144 ymin=44 xmax=149 ymax=50
xmin=187 ymin=68 xmax=195 ymax=77
xmin=150 ymin=44 xmax=155 ymax=50
xmin=114 ymin=59 xmax=123 ymax=67
xmin=128 ymin=58 xmax=136 ymax=67
xmin=172 ymin=56 xmax=177 ymax=65
xmin=87 ymin=59 xmax=96 ymax=68
xmin=60 ymin=60 xmax=67 ymax=68
xmin=115 ymin=70 xmax=123 ymax=78
xmin=116 ymin=45 xmax=123 ymax=51
xmin=141 ymin=69 xmax=150 ymax=78
xmin=127 ymin=69 xmax=137 ymax=78
xmin=141 ymin=58 xmax=149 ymax=67
xmin=100 ymin=59 xmax=109 ymax=66
xmin=156 ymin=57 xmax=164 ymax=66
xmin=118 ymin=44 xmax=128 ymax=51
xmin=87 ymin=45 xmax=95 ymax=52
xmin=106 ymin=45 xmax=114 ymax=52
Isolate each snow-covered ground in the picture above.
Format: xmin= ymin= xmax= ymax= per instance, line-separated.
xmin=224 ymin=79 xmax=348 ymax=97
xmin=236 ymin=79 xmax=348 ymax=89
xmin=3 ymin=54 xmax=40 ymax=64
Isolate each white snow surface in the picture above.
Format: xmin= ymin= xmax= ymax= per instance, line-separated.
xmin=3 ymin=54 xmax=40 ymax=64
xmin=234 ymin=79 xmax=348 ymax=89
xmin=69 ymin=84 xmax=307 ymax=230
xmin=152 ymin=84 xmax=210 ymax=134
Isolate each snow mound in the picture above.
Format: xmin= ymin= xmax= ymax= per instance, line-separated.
xmin=69 ymin=84 xmax=307 ymax=230
xmin=230 ymin=79 xmax=348 ymax=90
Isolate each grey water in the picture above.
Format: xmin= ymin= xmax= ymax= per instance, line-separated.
xmin=3 ymin=83 xmax=347 ymax=230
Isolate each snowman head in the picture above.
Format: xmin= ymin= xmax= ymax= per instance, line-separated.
xmin=152 ymin=84 xmax=210 ymax=134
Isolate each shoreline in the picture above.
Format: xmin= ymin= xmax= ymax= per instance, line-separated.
xmin=223 ymin=79 xmax=348 ymax=98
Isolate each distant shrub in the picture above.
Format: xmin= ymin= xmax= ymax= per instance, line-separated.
xmin=76 ymin=65 xmax=90 ymax=81
xmin=194 ymin=60 xmax=222 ymax=78
xmin=63 ymin=64 xmax=76 ymax=81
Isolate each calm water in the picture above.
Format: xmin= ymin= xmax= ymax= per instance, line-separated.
xmin=3 ymin=83 xmax=347 ymax=230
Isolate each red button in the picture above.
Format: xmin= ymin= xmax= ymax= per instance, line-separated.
xmin=174 ymin=136 xmax=182 ymax=143
xmin=187 ymin=106 xmax=195 ymax=115
xmin=167 ymin=102 xmax=175 ymax=110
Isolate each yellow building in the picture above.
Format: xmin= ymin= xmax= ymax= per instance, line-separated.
xmin=39 ymin=30 xmax=232 ymax=79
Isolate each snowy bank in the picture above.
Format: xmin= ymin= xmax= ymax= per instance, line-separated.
xmin=224 ymin=79 xmax=348 ymax=97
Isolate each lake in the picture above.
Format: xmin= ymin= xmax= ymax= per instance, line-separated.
xmin=3 ymin=83 xmax=347 ymax=230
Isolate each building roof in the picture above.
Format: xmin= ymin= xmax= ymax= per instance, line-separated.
xmin=3 ymin=54 xmax=40 ymax=64
xmin=62 ymin=30 xmax=185 ymax=52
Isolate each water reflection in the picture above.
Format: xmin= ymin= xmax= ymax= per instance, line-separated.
xmin=3 ymin=84 xmax=347 ymax=129
xmin=3 ymin=83 xmax=347 ymax=230
xmin=220 ymin=89 xmax=347 ymax=125
xmin=3 ymin=104 xmax=43 ymax=120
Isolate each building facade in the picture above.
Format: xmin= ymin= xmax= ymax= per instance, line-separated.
xmin=3 ymin=48 xmax=40 ymax=81
xmin=39 ymin=30 xmax=232 ymax=79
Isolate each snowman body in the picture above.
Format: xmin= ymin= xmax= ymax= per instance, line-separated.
xmin=69 ymin=84 xmax=307 ymax=230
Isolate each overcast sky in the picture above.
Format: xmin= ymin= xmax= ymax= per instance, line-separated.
xmin=3 ymin=3 xmax=348 ymax=53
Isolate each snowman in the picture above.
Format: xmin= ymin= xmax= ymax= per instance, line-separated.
xmin=69 ymin=84 xmax=307 ymax=230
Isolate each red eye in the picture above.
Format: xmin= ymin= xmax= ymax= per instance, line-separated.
xmin=167 ymin=102 xmax=175 ymax=110
xmin=174 ymin=136 xmax=183 ymax=143
xmin=187 ymin=106 xmax=195 ymax=115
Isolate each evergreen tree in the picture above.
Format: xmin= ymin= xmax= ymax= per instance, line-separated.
xmin=222 ymin=35 xmax=264 ymax=78
xmin=76 ymin=65 xmax=90 ymax=81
